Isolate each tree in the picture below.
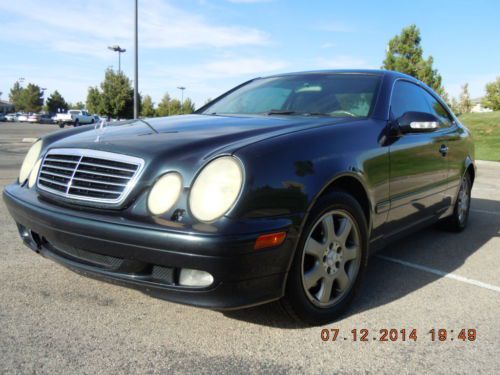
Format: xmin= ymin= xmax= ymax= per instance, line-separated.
xmin=156 ymin=93 xmax=172 ymax=116
xmin=181 ymin=98 xmax=195 ymax=114
xmin=46 ymin=90 xmax=68 ymax=113
xmin=169 ymin=99 xmax=182 ymax=115
xmin=141 ymin=95 xmax=156 ymax=117
xmin=19 ymin=83 xmax=44 ymax=113
xmin=450 ymin=97 xmax=460 ymax=115
xmin=383 ymin=24 xmax=445 ymax=96
xmin=99 ymin=68 xmax=134 ymax=118
xmin=458 ymin=83 xmax=472 ymax=114
xmin=9 ymin=81 xmax=24 ymax=110
xmin=86 ymin=86 xmax=102 ymax=114
xmin=70 ymin=101 xmax=85 ymax=110
xmin=482 ymin=77 xmax=500 ymax=110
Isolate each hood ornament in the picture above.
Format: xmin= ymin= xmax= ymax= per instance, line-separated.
xmin=94 ymin=119 xmax=107 ymax=142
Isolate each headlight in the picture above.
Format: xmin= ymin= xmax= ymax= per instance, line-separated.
xmin=148 ymin=173 xmax=183 ymax=215
xmin=189 ymin=156 xmax=243 ymax=222
xmin=28 ymin=159 xmax=42 ymax=188
xmin=19 ymin=140 xmax=42 ymax=185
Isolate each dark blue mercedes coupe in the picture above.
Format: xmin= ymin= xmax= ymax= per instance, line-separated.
xmin=4 ymin=70 xmax=475 ymax=324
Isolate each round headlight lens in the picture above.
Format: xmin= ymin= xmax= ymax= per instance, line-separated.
xmin=189 ymin=156 xmax=243 ymax=222
xmin=19 ymin=140 xmax=42 ymax=185
xmin=148 ymin=173 xmax=183 ymax=215
xmin=28 ymin=159 xmax=42 ymax=188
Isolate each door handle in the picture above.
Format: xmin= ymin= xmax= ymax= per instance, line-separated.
xmin=439 ymin=144 xmax=448 ymax=156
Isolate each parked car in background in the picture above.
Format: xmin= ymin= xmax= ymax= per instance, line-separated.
xmin=17 ymin=114 xmax=28 ymax=122
xmin=0 ymin=113 xmax=6 ymax=122
xmin=39 ymin=114 xmax=55 ymax=124
xmin=55 ymin=110 xmax=95 ymax=128
xmin=27 ymin=114 xmax=40 ymax=123
xmin=3 ymin=70 xmax=475 ymax=325
xmin=5 ymin=113 xmax=19 ymax=122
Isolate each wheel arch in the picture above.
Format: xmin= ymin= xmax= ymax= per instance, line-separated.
xmin=298 ymin=172 xmax=373 ymax=245
xmin=464 ymin=156 xmax=475 ymax=186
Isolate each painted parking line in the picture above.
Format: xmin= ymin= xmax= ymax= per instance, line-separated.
xmin=376 ymin=254 xmax=500 ymax=293
xmin=22 ymin=138 xmax=37 ymax=143
xmin=471 ymin=209 xmax=500 ymax=216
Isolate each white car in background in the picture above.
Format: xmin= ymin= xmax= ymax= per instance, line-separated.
xmin=26 ymin=114 xmax=40 ymax=123
xmin=17 ymin=114 xmax=28 ymax=122
xmin=5 ymin=113 xmax=19 ymax=122
xmin=55 ymin=110 xmax=96 ymax=128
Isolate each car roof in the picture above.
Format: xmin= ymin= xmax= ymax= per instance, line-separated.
xmin=261 ymin=69 xmax=419 ymax=82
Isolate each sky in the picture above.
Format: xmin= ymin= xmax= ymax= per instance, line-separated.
xmin=0 ymin=0 xmax=499 ymax=109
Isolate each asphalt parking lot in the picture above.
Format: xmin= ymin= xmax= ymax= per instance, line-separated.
xmin=1 ymin=122 xmax=499 ymax=374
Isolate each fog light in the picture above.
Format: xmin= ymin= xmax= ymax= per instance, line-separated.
xmin=178 ymin=268 xmax=214 ymax=287
xmin=18 ymin=224 xmax=30 ymax=239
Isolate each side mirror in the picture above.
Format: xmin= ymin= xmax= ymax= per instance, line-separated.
xmin=397 ymin=111 xmax=441 ymax=133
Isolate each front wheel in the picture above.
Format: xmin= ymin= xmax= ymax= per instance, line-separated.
xmin=281 ymin=191 xmax=368 ymax=325
xmin=58 ymin=122 xmax=64 ymax=128
xmin=74 ymin=119 xmax=79 ymax=127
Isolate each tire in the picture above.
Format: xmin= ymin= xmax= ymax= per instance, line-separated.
xmin=74 ymin=119 xmax=79 ymax=127
xmin=440 ymin=173 xmax=471 ymax=232
xmin=281 ymin=191 xmax=369 ymax=325
xmin=90 ymin=119 xmax=95 ymax=124
xmin=58 ymin=123 xmax=64 ymax=128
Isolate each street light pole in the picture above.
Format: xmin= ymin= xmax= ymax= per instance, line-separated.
xmin=133 ymin=0 xmax=139 ymax=119
xmin=177 ymin=86 xmax=186 ymax=113
xmin=107 ymin=45 xmax=126 ymax=73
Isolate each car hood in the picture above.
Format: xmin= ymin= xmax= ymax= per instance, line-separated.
xmin=48 ymin=114 xmax=348 ymax=161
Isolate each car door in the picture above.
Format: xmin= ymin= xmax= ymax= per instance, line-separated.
xmin=420 ymin=90 xmax=463 ymax=208
xmin=386 ymin=80 xmax=449 ymax=234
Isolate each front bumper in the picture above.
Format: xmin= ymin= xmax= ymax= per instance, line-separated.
xmin=3 ymin=184 xmax=299 ymax=310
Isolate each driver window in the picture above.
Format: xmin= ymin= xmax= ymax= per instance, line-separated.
xmin=422 ymin=91 xmax=453 ymax=128
xmin=391 ymin=81 xmax=432 ymax=119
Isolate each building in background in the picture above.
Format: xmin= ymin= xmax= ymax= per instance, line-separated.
xmin=0 ymin=100 xmax=15 ymax=114
xmin=471 ymin=98 xmax=493 ymax=113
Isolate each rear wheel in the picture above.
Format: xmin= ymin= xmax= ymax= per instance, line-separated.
xmin=74 ymin=119 xmax=79 ymax=127
xmin=58 ymin=122 xmax=64 ymax=128
xmin=281 ymin=191 xmax=368 ymax=325
xmin=441 ymin=173 xmax=471 ymax=232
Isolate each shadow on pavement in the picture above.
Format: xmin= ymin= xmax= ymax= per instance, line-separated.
xmin=222 ymin=197 xmax=500 ymax=328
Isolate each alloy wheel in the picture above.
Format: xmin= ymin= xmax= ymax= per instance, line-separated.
xmin=301 ymin=209 xmax=361 ymax=308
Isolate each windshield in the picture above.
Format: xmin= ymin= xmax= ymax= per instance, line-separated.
xmin=202 ymin=73 xmax=381 ymax=117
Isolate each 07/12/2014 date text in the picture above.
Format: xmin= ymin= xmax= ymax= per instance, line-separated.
xmin=320 ymin=328 xmax=477 ymax=342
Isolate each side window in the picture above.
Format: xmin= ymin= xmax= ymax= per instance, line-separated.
xmin=390 ymin=81 xmax=432 ymax=119
xmin=422 ymin=91 xmax=454 ymax=128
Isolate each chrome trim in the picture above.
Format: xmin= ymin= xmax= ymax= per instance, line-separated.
xmin=37 ymin=148 xmax=145 ymax=206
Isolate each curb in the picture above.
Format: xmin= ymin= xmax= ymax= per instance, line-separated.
xmin=476 ymin=160 xmax=500 ymax=167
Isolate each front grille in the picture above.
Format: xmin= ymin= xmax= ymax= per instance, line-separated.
xmin=37 ymin=148 xmax=144 ymax=206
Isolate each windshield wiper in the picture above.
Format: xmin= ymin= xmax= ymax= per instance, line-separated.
xmin=267 ymin=110 xmax=332 ymax=117
xmin=266 ymin=109 xmax=299 ymax=115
